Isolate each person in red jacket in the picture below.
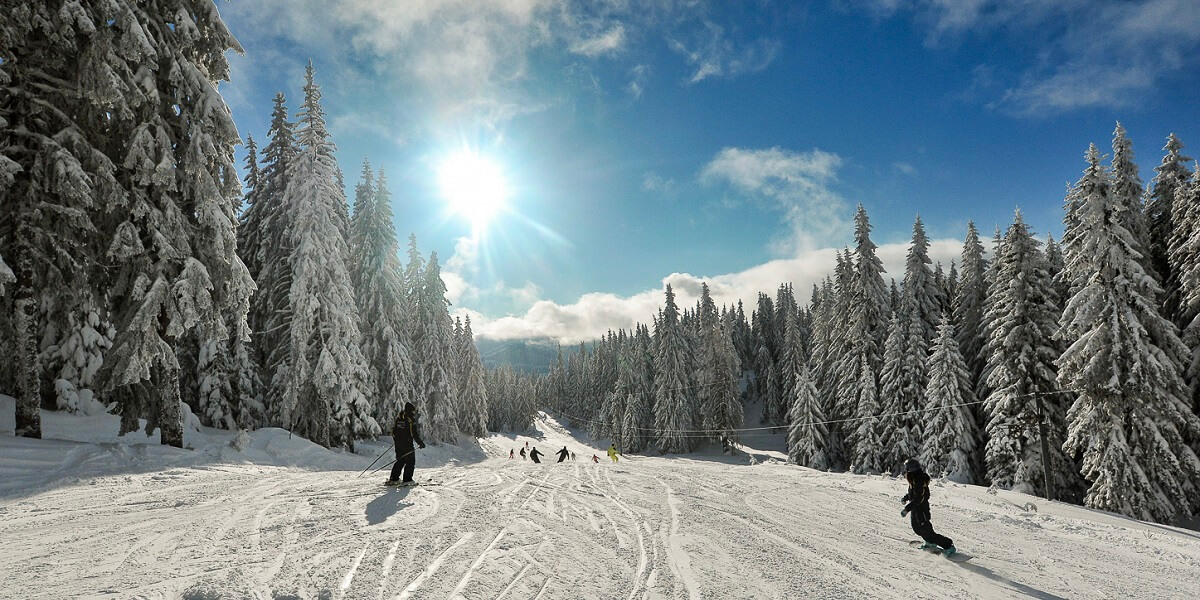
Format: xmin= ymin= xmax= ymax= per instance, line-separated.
xmin=900 ymin=458 xmax=955 ymax=556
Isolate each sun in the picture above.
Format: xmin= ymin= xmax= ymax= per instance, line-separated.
xmin=437 ymin=150 xmax=508 ymax=229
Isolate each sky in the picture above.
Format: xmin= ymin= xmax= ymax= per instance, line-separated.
xmin=218 ymin=0 xmax=1200 ymax=344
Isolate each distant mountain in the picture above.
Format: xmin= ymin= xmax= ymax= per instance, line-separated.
xmin=475 ymin=337 xmax=564 ymax=374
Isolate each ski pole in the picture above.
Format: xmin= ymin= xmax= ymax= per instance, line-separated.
xmin=371 ymin=449 xmax=415 ymax=476
xmin=358 ymin=442 xmax=395 ymax=478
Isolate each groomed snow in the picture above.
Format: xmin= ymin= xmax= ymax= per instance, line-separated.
xmin=2 ymin=395 xmax=1199 ymax=599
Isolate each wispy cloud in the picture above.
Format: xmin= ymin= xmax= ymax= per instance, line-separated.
xmin=850 ymin=0 xmax=1200 ymax=115
xmin=700 ymin=146 xmax=849 ymax=253
xmin=669 ymin=21 xmax=780 ymax=84
xmin=471 ymin=238 xmax=965 ymax=343
xmin=892 ymin=161 xmax=916 ymax=175
xmin=570 ymin=24 xmax=627 ymax=57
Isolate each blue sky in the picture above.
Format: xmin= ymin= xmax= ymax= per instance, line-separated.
xmin=219 ymin=0 xmax=1200 ymax=343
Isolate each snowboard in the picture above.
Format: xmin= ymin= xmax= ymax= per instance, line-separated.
xmin=909 ymin=540 xmax=972 ymax=562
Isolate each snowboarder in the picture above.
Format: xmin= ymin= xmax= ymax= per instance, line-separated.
xmin=591 ymin=454 xmax=600 ymax=463
xmin=387 ymin=402 xmax=426 ymax=486
xmin=900 ymin=458 xmax=955 ymax=556
xmin=520 ymin=447 xmax=527 ymax=459
xmin=607 ymin=444 xmax=619 ymax=463
xmin=509 ymin=449 xmax=514 ymax=459
xmin=570 ymin=452 xmax=576 ymax=461
xmin=530 ymin=447 xmax=543 ymax=463
xmin=556 ymin=446 xmax=570 ymax=463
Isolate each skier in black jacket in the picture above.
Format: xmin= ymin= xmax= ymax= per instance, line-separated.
xmin=556 ymin=446 xmax=570 ymax=463
xmin=387 ymin=402 xmax=426 ymax=486
xmin=900 ymin=458 xmax=955 ymax=556
xmin=529 ymin=447 xmax=543 ymax=463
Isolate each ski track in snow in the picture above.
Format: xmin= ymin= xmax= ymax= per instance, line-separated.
xmin=3 ymin=414 xmax=1200 ymax=599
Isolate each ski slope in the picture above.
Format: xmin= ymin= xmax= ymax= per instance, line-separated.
xmin=3 ymin=396 xmax=1200 ymax=599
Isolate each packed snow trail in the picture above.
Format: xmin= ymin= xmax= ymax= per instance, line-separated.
xmin=2 ymin=406 xmax=1200 ymax=598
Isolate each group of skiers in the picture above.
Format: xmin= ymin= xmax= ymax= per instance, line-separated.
xmin=385 ymin=403 xmax=623 ymax=487
xmin=383 ymin=403 xmax=956 ymax=557
xmin=506 ymin=442 xmax=621 ymax=465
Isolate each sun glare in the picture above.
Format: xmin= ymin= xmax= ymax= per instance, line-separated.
xmin=438 ymin=150 xmax=508 ymax=229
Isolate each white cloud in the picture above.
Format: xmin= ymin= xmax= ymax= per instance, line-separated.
xmin=700 ymin=146 xmax=848 ymax=253
xmin=570 ymin=24 xmax=626 ymax=56
xmin=892 ymin=161 xmax=917 ymax=175
xmin=641 ymin=171 xmax=676 ymax=194
xmin=852 ymin=0 xmax=1200 ymax=115
xmin=669 ymin=21 xmax=780 ymax=84
xmin=472 ymin=238 xmax=966 ymax=344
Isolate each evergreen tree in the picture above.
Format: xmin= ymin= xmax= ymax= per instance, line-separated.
xmin=99 ymin=1 xmax=248 ymax=448
xmin=622 ymin=325 xmax=655 ymax=452
xmin=455 ymin=316 xmax=489 ymax=437
xmin=697 ymin=284 xmax=742 ymax=447
xmin=414 ymin=252 xmax=459 ymax=443
xmin=839 ymin=205 xmax=888 ymax=460
xmin=903 ymin=216 xmax=943 ymax=344
xmin=921 ymin=314 xmax=977 ymax=483
xmin=1150 ymin=134 xmax=1193 ymax=321
xmin=1058 ymin=144 xmax=1200 ymax=522
xmin=1176 ymin=170 xmax=1200 ymax=416
xmin=982 ymin=211 xmax=1074 ymax=497
xmin=878 ymin=296 xmax=928 ymax=472
xmin=247 ymin=93 xmax=298 ymax=423
xmin=849 ymin=355 xmax=882 ymax=473
xmin=1 ymin=2 xmax=120 ymax=438
xmin=277 ymin=63 xmax=377 ymax=448
xmin=786 ymin=355 xmax=828 ymax=470
xmin=655 ymin=284 xmax=696 ymax=453
xmin=1110 ymin=123 xmax=1154 ymax=279
xmin=349 ymin=167 xmax=414 ymax=430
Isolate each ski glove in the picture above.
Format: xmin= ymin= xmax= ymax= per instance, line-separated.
xmin=900 ymin=508 xmax=909 ymax=518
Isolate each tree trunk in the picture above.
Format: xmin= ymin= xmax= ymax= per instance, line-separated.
xmin=13 ymin=240 xmax=42 ymax=439
xmin=159 ymin=364 xmax=184 ymax=448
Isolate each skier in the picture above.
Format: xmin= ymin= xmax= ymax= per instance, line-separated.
xmin=386 ymin=402 xmax=426 ymax=486
xmin=591 ymin=454 xmax=600 ymax=463
xmin=520 ymin=447 xmax=527 ymax=460
xmin=570 ymin=452 xmax=576 ymax=461
xmin=556 ymin=446 xmax=570 ymax=463
xmin=900 ymin=458 xmax=956 ymax=556
xmin=509 ymin=449 xmax=514 ymax=459
xmin=607 ymin=444 xmax=619 ymax=463
xmin=530 ymin=447 xmax=543 ymax=464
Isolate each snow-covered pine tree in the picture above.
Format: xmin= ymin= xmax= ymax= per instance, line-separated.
xmin=1 ymin=2 xmax=123 ymax=437
xmin=456 ymin=316 xmax=488 ymax=438
xmin=1044 ymin=234 xmax=1067 ymax=314
xmin=655 ymin=284 xmax=696 ymax=453
xmin=839 ymin=205 xmax=888 ymax=459
xmin=903 ymin=216 xmax=943 ymax=344
xmin=277 ymin=62 xmax=377 ymax=449
xmin=349 ymin=166 xmax=414 ymax=430
xmin=849 ymin=355 xmax=882 ymax=473
xmin=98 ymin=1 xmax=249 ymax=448
xmin=878 ymin=295 xmax=928 ymax=472
xmin=786 ymin=353 xmax=828 ymax=471
xmin=414 ymin=252 xmax=460 ymax=443
xmin=1110 ymin=123 xmax=1155 ymax=280
xmin=622 ymin=324 xmax=656 ymax=452
xmin=1151 ymin=134 xmax=1193 ymax=322
xmin=952 ymin=222 xmax=989 ymax=476
xmin=1058 ymin=144 xmax=1200 ymax=522
xmin=982 ymin=211 xmax=1075 ymax=497
xmin=248 ymin=93 xmax=298 ymax=423
xmin=41 ymin=296 xmax=113 ymax=414
xmin=920 ymin=313 xmax=977 ymax=483
xmin=1177 ymin=170 xmax=1200 ymax=416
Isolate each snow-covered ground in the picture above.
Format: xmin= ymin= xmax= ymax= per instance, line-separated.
xmin=3 ymin=396 xmax=1200 ymax=599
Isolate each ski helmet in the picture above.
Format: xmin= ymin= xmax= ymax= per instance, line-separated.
xmin=903 ymin=458 xmax=921 ymax=473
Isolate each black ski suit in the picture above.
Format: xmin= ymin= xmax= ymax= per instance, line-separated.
xmin=389 ymin=410 xmax=426 ymax=483
xmin=530 ymin=448 xmax=543 ymax=463
xmin=902 ymin=470 xmax=953 ymax=549
xmin=556 ymin=447 xmax=570 ymax=463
